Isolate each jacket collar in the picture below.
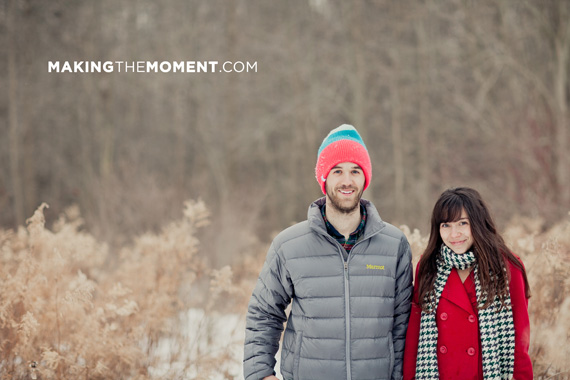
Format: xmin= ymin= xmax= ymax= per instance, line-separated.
xmin=441 ymin=269 xmax=476 ymax=314
xmin=307 ymin=197 xmax=386 ymax=240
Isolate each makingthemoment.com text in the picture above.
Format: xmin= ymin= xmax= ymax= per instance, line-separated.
xmin=48 ymin=60 xmax=257 ymax=73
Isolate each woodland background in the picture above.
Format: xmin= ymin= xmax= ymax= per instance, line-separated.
xmin=1 ymin=0 xmax=569 ymax=379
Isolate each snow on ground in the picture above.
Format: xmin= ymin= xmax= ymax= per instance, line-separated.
xmin=150 ymin=308 xmax=282 ymax=380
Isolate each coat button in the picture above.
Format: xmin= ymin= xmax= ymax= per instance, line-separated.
xmin=439 ymin=346 xmax=448 ymax=354
xmin=440 ymin=312 xmax=448 ymax=321
xmin=468 ymin=315 xmax=476 ymax=323
xmin=467 ymin=347 xmax=476 ymax=356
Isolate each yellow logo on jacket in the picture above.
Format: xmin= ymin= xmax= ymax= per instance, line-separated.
xmin=366 ymin=264 xmax=385 ymax=270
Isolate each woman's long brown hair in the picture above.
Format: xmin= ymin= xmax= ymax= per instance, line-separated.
xmin=417 ymin=187 xmax=531 ymax=311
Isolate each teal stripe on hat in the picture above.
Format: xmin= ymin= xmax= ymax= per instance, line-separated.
xmin=318 ymin=125 xmax=367 ymax=155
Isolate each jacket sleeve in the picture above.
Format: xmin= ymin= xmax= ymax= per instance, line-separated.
xmin=509 ymin=258 xmax=533 ymax=379
xmin=392 ymin=236 xmax=414 ymax=380
xmin=243 ymin=242 xmax=293 ymax=380
xmin=403 ymin=262 xmax=422 ymax=380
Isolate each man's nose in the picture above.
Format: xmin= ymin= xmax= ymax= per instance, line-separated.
xmin=340 ymin=172 xmax=352 ymax=184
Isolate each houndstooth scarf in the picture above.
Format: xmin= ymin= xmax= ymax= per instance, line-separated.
xmin=415 ymin=244 xmax=515 ymax=380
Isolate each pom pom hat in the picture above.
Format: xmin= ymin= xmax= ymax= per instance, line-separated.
xmin=315 ymin=124 xmax=372 ymax=194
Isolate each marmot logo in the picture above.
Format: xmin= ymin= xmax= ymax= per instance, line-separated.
xmin=366 ymin=264 xmax=385 ymax=270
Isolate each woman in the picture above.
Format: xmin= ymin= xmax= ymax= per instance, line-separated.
xmin=403 ymin=187 xmax=533 ymax=380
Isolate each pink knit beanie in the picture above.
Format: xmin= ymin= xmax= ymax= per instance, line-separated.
xmin=315 ymin=124 xmax=372 ymax=194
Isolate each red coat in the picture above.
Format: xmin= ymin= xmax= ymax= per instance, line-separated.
xmin=403 ymin=259 xmax=533 ymax=380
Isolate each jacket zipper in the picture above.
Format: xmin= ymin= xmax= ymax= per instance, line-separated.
xmin=342 ymin=237 xmax=380 ymax=380
xmin=324 ymin=232 xmax=380 ymax=380
xmin=343 ymin=260 xmax=352 ymax=380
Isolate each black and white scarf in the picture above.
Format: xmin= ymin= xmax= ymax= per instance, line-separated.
xmin=415 ymin=244 xmax=515 ymax=380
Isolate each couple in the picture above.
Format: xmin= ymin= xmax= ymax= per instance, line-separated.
xmin=243 ymin=125 xmax=533 ymax=380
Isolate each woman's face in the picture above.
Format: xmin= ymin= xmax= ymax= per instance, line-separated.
xmin=439 ymin=209 xmax=474 ymax=254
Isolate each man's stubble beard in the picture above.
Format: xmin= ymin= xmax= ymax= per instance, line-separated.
xmin=325 ymin=184 xmax=363 ymax=214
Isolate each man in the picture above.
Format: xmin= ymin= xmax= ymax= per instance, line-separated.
xmin=243 ymin=125 xmax=413 ymax=380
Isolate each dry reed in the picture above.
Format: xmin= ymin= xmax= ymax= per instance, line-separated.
xmin=0 ymin=201 xmax=252 ymax=379
xmin=1 ymin=203 xmax=568 ymax=379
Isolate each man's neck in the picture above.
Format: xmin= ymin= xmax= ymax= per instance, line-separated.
xmin=325 ymin=202 xmax=362 ymax=240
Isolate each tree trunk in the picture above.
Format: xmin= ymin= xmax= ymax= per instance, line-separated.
xmin=415 ymin=18 xmax=431 ymax=224
xmin=7 ymin=0 xmax=24 ymax=226
xmin=554 ymin=2 xmax=570 ymax=211
xmin=390 ymin=51 xmax=404 ymax=222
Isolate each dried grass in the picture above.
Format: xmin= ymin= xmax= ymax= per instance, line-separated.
xmin=0 ymin=201 xmax=253 ymax=379
xmin=1 ymin=203 xmax=567 ymax=379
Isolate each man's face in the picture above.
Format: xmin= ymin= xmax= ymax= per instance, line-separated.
xmin=325 ymin=162 xmax=365 ymax=214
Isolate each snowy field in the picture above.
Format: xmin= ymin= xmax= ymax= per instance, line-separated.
xmin=150 ymin=308 xmax=283 ymax=380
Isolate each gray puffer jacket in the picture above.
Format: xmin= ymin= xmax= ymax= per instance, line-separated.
xmin=244 ymin=198 xmax=413 ymax=380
